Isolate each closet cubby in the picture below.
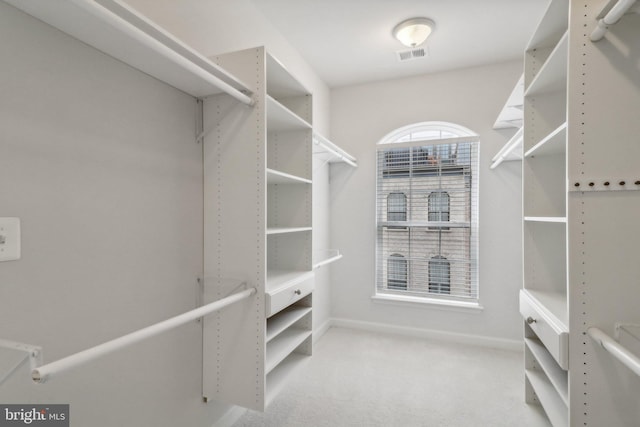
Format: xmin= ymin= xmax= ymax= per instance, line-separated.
xmin=203 ymin=47 xmax=314 ymax=411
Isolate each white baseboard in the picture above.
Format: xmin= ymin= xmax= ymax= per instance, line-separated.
xmin=330 ymin=318 xmax=523 ymax=352
xmin=313 ymin=318 xmax=332 ymax=344
xmin=212 ymin=406 xmax=247 ymax=427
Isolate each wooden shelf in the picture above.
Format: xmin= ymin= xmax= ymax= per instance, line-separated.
xmin=525 ymin=369 xmax=568 ymax=427
xmin=267 ymin=96 xmax=311 ymax=132
xmin=266 ymin=54 xmax=309 ymax=99
xmin=5 ymin=0 xmax=251 ymax=99
xmin=265 ymin=328 xmax=311 ymax=374
xmin=265 ymin=352 xmax=309 ymax=407
xmin=526 ymin=0 xmax=569 ymax=50
xmin=526 ymin=338 xmax=568 ymax=405
xmin=525 ymin=31 xmax=568 ymax=97
xmin=266 ymin=270 xmax=314 ymax=294
xmin=524 ymin=216 xmax=567 ymax=223
xmin=525 ymin=123 xmax=567 ymax=158
xmin=267 ymin=306 xmax=312 ymax=343
xmin=266 ymin=226 xmax=312 ymax=235
xmin=267 ymin=168 xmax=312 ymax=184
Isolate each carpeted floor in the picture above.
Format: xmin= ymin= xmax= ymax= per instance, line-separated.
xmin=234 ymin=327 xmax=550 ymax=427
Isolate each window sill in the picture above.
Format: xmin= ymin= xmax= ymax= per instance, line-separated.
xmin=371 ymin=293 xmax=484 ymax=313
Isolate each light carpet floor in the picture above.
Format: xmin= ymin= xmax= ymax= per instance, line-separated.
xmin=234 ymin=327 xmax=551 ymax=427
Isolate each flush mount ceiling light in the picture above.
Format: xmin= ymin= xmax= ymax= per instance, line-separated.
xmin=393 ymin=17 xmax=435 ymax=47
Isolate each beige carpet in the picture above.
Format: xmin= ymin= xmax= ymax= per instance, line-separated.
xmin=234 ymin=327 xmax=550 ymax=427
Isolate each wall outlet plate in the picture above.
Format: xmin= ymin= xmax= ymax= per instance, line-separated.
xmin=0 ymin=217 xmax=21 ymax=262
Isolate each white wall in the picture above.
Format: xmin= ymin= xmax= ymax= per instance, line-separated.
xmin=329 ymin=61 xmax=524 ymax=344
xmin=124 ymin=0 xmax=334 ymax=343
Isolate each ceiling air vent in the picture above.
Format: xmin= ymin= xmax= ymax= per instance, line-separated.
xmin=396 ymin=47 xmax=427 ymax=62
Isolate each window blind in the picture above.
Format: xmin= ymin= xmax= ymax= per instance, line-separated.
xmin=376 ymin=138 xmax=479 ymax=301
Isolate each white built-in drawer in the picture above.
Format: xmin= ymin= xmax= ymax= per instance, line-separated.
xmin=266 ymin=273 xmax=313 ymax=317
xmin=520 ymin=289 xmax=569 ymax=370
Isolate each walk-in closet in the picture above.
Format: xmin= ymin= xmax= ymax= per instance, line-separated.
xmin=1 ymin=0 xmax=639 ymax=426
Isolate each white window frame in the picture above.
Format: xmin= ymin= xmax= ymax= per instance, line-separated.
xmin=374 ymin=122 xmax=481 ymax=310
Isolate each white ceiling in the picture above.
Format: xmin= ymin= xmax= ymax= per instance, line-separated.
xmin=249 ymin=0 xmax=548 ymax=88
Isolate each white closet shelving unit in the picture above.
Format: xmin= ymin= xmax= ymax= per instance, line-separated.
xmin=520 ymin=0 xmax=640 ymax=425
xmin=491 ymin=75 xmax=524 ymax=169
xmin=202 ymin=47 xmax=314 ymax=411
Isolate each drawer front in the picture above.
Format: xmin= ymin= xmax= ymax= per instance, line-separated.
xmin=267 ymin=277 xmax=313 ymax=317
xmin=519 ymin=292 xmax=569 ymax=370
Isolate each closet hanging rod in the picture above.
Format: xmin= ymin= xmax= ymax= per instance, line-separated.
xmin=5 ymin=0 xmax=254 ymax=105
xmin=312 ymin=134 xmax=358 ymax=167
xmin=31 ymin=287 xmax=256 ymax=384
xmin=587 ymin=327 xmax=640 ymax=377
xmin=590 ymin=0 xmax=637 ymax=41
xmin=72 ymin=0 xmax=255 ymax=105
xmin=490 ymin=127 xmax=523 ymax=170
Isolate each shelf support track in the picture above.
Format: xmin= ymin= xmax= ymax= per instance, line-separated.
xmin=0 ymin=339 xmax=42 ymax=386
xmin=31 ymin=287 xmax=256 ymax=384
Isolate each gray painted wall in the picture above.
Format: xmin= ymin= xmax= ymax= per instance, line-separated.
xmin=329 ymin=61 xmax=524 ymax=343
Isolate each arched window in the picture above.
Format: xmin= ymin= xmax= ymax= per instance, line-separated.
xmin=388 ymin=254 xmax=408 ymax=290
xmin=376 ymin=121 xmax=479 ymax=302
xmin=387 ymin=192 xmax=407 ymax=221
xmin=429 ymin=256 xmax=450 ymax=294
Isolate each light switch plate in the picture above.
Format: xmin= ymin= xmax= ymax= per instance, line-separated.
xmin=0 ymin=217 xmax=21 ymax=262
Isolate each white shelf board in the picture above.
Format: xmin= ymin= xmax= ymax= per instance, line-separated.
xmin=525 ymin=123 xmax=567 ymax=158
xmin=493 ymin=74 xmax=524 ymax=129
xmin=267 ymin=168 xmax=312 ymax=185
xmin=265 ymin=352 xmax=309 ymax=407
xmin=522 ymin=289 xmax=569 ymax=333
xmin=525 ymin=31 xmax=568 ymax=97
xmin=267 ymin=96 xmax=312 ymax=132
xmin=5 ymin=0 xmax=251 ymax=99
xmin=312 ymin=133 xmax=357 ymax=167
xmin=526 ymin=338 xmax=569 ymax=405
xmin=526 ymin=0 xmax=569 ymax=50
xmin=266 ymin=226 xmax=312 ymax=235
xmin=266 ymin=270 xmax=314 ymax=294
xmin=265 ymin=328 xmax=311 ymax=374
xmin=266 ymin=306 xmax=312 ymax=343
xmin=266 ymin=53 xmax=310 ymax=99
xmin=525 ymin=369 xmax=569 ymax=427
xmin=524 ymin=216 xmax=567 ymax=223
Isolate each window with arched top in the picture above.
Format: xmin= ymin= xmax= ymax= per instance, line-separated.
xmin=376 ymin=122 xmax=479 ymax=303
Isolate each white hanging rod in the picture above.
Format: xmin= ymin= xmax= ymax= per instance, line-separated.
xmin=32 ymin=287 xmax=256 ymax=384
xmin=6 ymin=0 xmax=254 ymax=105
xmin=587 ymin=327 xmax=640 ymax=377
xmin=490 ymin=127 xmax=523 ymax=170
xmin=590 ymin=0 xmax=637 ymax=41
xmin=312 ymin=134 xmax=358 ymax=168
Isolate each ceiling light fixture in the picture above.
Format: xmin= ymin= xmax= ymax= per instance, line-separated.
xmin=393 ymin=18 xmax=435 ymax=48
